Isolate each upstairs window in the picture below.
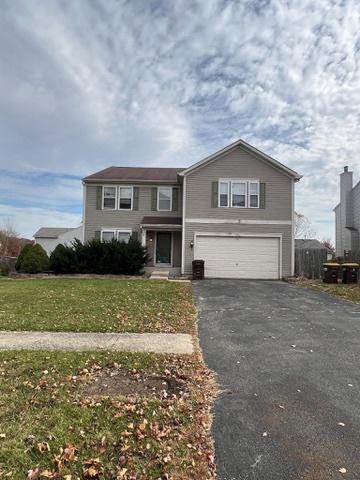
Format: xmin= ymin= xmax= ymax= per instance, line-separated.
xmin=232 ymin=182 xmax=246 ymax=207
xmin=103 ymin=186 xmax=116 ymax=209
xmin=218 ymin=179 xmax=260 ymax=208
xmin=249 ymin=182 xmax=259 ymax=208
xmin=219 ymin=181 xmax=229 ymax=207
xmin=158 ymin=187 xmax=172 ymax=211
xmin=119 ymin=186 xmax=133 ymax=210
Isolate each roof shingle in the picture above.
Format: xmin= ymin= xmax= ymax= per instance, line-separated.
xmin=83 ymin=166 xmax=184 ymax=182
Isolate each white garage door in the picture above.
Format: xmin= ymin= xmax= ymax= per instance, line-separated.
xmin=195 ymin=235 xmax=280 ymax=279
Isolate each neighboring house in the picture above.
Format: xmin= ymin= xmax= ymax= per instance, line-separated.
xmin=82 ymin=139 xmax=301 ymax=279
xmin=295 ymin=239 xmax=333 ymax=261
xmin=334 ymin=166 xmax=360 ymax=257
xmin=34 ymin=226 xmax=83 ymax=255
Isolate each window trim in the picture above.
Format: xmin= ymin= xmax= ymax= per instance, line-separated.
xmin=101 ymin=228 xmax=132 ymax=243
xmin=102 ymin=185 xmax=117 ymax=210
xmin=231 ymin=180 xmax=247 ymax=208
xmin=157 ymin=186 xmax=173 ymax=211
xmin=218 ymin=179 xmax=260 ymax=209
xmin=218 ymin=180 xmax=230 ymax=208
xmin=118 ymin=185 xmax=134 ymax=211
xmin=100 ymin=229 xmax=116 ymax=242
xmin=248 ymin=181 xmax=260 ymax=209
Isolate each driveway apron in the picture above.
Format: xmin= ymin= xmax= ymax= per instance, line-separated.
xmin=193 ymin=280 xmax=360 ymax=480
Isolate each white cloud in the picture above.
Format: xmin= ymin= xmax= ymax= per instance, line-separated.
xmin=1 ymin=0 xmax=360 ymax=239
xmin=0 ymin=205 xmax=81 ymax=239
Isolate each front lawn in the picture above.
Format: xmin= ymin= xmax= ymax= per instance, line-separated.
xmin=296 ymin=279 xmax=360 ymax=303
xmin=0 ymin=350 xmax=216 ymax=479
xmin=0 ymin=278 xmax=195 ymax=333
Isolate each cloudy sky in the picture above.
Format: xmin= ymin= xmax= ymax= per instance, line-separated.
xmin=1 ymin=0 xmax=360 ymax=239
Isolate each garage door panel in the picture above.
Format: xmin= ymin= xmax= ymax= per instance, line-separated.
xmin=196 ymin=235 xmax=280 ymax=279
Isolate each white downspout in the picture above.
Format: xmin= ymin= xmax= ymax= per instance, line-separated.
xmin=181 ymin=175 xmax=186 ymax=275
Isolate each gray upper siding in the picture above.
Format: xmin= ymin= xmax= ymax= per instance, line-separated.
xmin=185 ymin=146 xmax=292 ymax=220
xmin=183 ymin=146 xmax=294 ymax=275
xmin=84 ymin=183 xmax=183 ymax=242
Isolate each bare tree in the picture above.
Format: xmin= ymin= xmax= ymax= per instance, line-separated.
xmin=322 ymin=238 xmax=335 ymax=255
xmin=294 ymin=211 xmax=316 ymax=239
xmin=0 ymin=219 xmax=18 ymax=256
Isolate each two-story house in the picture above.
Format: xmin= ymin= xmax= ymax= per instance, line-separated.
xmin=334 ymin=166 xmax=360 ymax=257
xmin=82 ymin=138 xmax=301 ymax=279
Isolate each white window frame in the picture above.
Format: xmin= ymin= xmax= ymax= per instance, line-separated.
xmin=218 ymin=179 xmax=260 ymax=209
xmin=101 ymin=229 xmax=132 ymax=243
xmin=248 ymin=181 xmax=260 ymax=209
xmin=157 ymin=186 xmax=172 ymax=211
xmin=231 ymin=180 xmax=247 ymax=208
xmin=118 ymin=185 xmax=134 ymax=211
xmin=101 ymin=230 xmax=117 ymax=242
xmin=218 ymin=180 xmax=230 ymax=208
xmin=117 ymin=229 xmax=133 ymax=243
xmin=102 ymin=185 xmax=117 ymax=210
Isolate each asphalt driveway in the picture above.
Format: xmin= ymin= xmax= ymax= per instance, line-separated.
xmin=193 ymin=280 xmax=360 ymax=480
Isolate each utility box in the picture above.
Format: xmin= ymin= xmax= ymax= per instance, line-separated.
xmin=323 ymin=263 xmax=340 ymax=283
xmin=341 ymin=263 xmax=359 ymax=284
xmin=192 ymin=259 xmax=205 ymax=280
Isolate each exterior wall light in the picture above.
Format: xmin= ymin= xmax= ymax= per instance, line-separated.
xmin=189 ymin=240 xmax=194 ymax=249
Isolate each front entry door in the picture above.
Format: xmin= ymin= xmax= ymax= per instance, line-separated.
xmin=156 ymin=232 xmax=172 ymax=265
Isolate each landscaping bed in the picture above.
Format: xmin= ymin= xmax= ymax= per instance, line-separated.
xmin=0 ymin=278 xmax=195 ymax=333
xmin=294 ymin=278 xmax=360 ymax=303
xmin=0 ymin=350 xmax=216 ymax=479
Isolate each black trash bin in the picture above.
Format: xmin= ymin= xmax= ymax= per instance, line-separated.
xmin=341 ymin=263 xmax=359 ymax=284
xmin=192 ymin=259 xmax=205 ymax=280
xmin=323 ymin=263 xmax=340 ymax=283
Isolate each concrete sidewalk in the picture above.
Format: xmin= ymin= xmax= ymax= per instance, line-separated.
xmin=0 ymin=331 xmax=194 ymax=354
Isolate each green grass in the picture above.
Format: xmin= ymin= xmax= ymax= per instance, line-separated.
xmin=0 ymin=350 xmax=215 ymax=479
xmin=298 ymin=279 xmax=360 ymax=303
xmin=0 ymin=278 xmax=195 ymax=333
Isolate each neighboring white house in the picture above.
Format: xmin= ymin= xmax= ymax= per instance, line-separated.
xmin=33 ymin=226 xmax=83 ymax=255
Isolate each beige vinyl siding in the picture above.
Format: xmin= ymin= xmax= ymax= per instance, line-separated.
xmin=183 ymin=146 xmax=293 ymax=276
xmin=84 ymin=184 xmax=183 ymax=241
xmin=185 ymin=146 xmax=292 ymax=220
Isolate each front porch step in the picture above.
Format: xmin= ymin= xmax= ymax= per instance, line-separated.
xmin=150 ymin=270 xmax=170 ymax=280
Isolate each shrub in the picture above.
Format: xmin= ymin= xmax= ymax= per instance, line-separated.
xmin=0 ymin=264 xmax=10 ymax=276
xmin=49 ymin=244 xmax=78 ymax=274
xmin=48 ymin=236 xmax=147 ymax=275
xmin=15 ymin=244 xmax=49 ymax=273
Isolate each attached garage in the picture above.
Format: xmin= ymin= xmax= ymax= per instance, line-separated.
xmin=195 ymin=233 xmax=281 ymax=279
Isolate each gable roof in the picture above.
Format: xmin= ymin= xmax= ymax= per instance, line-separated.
xmin=295 ymin=239 xmax=329 ymax=250
xmin=83 ymin=167 xmax=184 ymax=183
xmin=179 ymin=138 xmax=301 ymax=180
xmin=34 ymin=227 xmax=75 ymax=239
